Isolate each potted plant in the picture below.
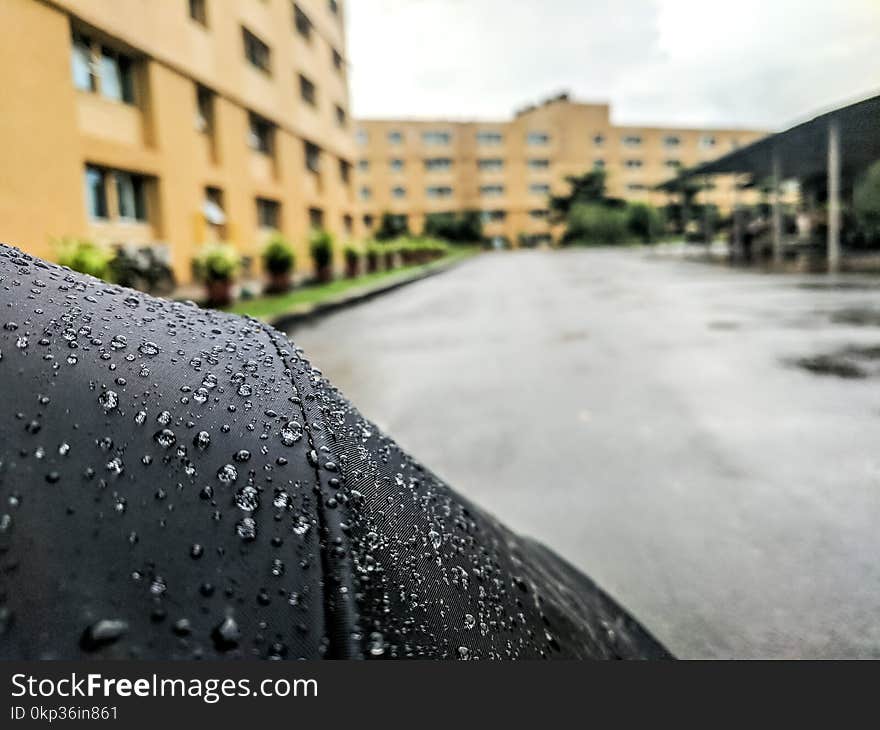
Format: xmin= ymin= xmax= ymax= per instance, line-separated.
xmin=261 ymin=233 xmax=296 ymax=294
xmin=53 ymin=237 xmax=114 ymax=280
xmin=309 ymin=228 xmax=334 ymax=283
xmin=365 ymin=243 xmax=381 ymax=273
xmin=193 ymin=242 xmax=240 ymax=307
xmin=343 ymin=245 xmax=361 ymax=278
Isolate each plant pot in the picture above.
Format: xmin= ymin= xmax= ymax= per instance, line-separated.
xmin=345 ymin=260 xmax=359 ymax=279
xmin=205 ymin=278 xmax=234 ymax=307
xmin=366 ymin=254 xmax=379 ymax=273
xmin=266 ymin=270 xmax=292 ymax=294
xmin=316 ymin=264 xmax=333 ymax=284
xmin=384 ymin=253 xmax=395 ymax=270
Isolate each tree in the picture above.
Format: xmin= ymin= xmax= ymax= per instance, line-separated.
xmin=854 ymin=159 xmax=880 ymax=243
xmin=375 ymin=212 xmax=410 ymax=241
xmin=627 ymin=202 xmax=664 ymax=243
xmin=549 ymin=169 xmax=609 ymax=222
xmin=423 ymin=210 xmax=482 ymax=243
xmin=564 ymin=204 xmax=629 ymax=245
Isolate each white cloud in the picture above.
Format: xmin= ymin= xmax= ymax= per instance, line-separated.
xmin=347 ymin=0 xmax=880 ymax=129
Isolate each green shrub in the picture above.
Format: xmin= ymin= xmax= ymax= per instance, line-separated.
xmin=854 ymin=160 xmax=880 ymax=242
xmin=343 ymin=244 xmax=361 ymax=266
xmin=261 ymin=233 xmax=295 ymax=275
xmin=309 ymin=228 xmax=334 ymax=269
xmin=53 ymin=237 xmax=114 ymax=279
xmin=193 ymin=242 xmax=240 ymax=282
xmin=626 ymin=202 xmax=665 ymax=244
xmin=375 ymin=213 xmax=410 ymax=241
xmin=565 ymin=204 xmax=629 ymax=245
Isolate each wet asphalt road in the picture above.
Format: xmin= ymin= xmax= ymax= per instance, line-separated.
xmin=291 ymin=249 xmax=880 ymax=658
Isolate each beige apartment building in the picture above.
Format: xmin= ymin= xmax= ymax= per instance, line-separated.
xmin=355 ymin=94 xmax=767 ymax=245
xmin=0 ymin=0 xmax=356 ymax=282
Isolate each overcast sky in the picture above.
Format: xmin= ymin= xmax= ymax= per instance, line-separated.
xmin=347 ymin=0 xmax=880 ymax=130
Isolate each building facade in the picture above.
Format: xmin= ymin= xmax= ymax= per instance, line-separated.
xmin=355 ymin=94 xmax=767 ymax=246
xmin=0 ymin=0 xmax=355 ymax=282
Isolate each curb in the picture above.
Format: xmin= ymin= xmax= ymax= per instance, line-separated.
xmin=269 ymin=256 xmax=472 ymax=332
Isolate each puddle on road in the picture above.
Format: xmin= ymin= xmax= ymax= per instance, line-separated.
xmin=829 ymin=308 xmax=880 ymax=327
xmin=796 ymin=281 xmax=880 ymax=291
xmin=790 ymin=344 xmax=880 ymax=379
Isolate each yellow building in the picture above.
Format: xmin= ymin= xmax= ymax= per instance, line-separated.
xmin=0 ymin=0 xmax=356 ymax=282
xmin=355 ymin=94 xmax=768 ymax=245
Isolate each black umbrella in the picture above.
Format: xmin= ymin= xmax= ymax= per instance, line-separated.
xmin=0 ymin=244 xmax=670 ymax=659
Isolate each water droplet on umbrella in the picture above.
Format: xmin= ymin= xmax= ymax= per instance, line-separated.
xmin=80 ymin=619 xmax=128 ymax=652
xmin=99 ymin=390 xmax=119 ymax=411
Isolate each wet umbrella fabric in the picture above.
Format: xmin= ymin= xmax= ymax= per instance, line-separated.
xmin=0 ymin=245 xmax=670 ymax=659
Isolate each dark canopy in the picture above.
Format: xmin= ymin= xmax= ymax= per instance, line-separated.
xmin=657 ymin=92 xmax=880 ymax=188
xmin=0 ymin=244 xmax=669 ymax=660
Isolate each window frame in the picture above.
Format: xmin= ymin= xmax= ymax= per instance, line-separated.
xmin=242 ymin=27 xmax=271 ymax=74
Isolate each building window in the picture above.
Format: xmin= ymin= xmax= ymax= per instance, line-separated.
xmin=328 ymin=0 xmax=339 ymax=14
xmin=529 ymin=183 xmax=550 ymax=195
xmin=480 ymin=209 xmax=506 ymax=223
xmin=84 ymin=166 xmax=108 ymax=220
xmin=203 ymin=187 xmax=226 ymax=226
xmin=527 ymin=131 xmax=550 ymax=145
xmin=293 ymin=3 xmax=312 ymax=40
xmin=422 ymin=130 xmax=451 ymax=145
xmin=424 ymin=158 xmax=452 ymax=172
xmin=335 ymin=105 xmax=347 ymax=128
xmin=339 ymin=159 xmax=351 ymax=184
xmin=356 ymin=129 xmax=368 ymax=146
xmin=528 ymin=159 xmax=550 ymax=170
xmin=343 ymin=214 xmax=353 ymax=236
xmin=392 ymin=186 xmax=406 ymax=199
xmin=624 ymin=159 xmax=643 ymax=168
xmin=363 ymin=214 xmax=375 ymax=229
xmin=426 ymin=186 xmax=453 ymax=198
xmin=195 ymin=84 xmax=214 ymax=133
xmin=359 ymin=186 xmax=371 ymax=201
xmin=627 ymin=183 xmax=647 ymax=191
xmin=84 ymin=166 xmax=149 ymax=222
xmin=358 ymin=159 xmax=369 ymax=172
xmin=308 ymin=207 xmax=324 ymax=229
xmin=304 ymin=141 xmax=321 ymax=173
xmin=332 ymin=48 xmax=344 ymax=72
xmin=99 ymin=46 xmax=135 ymax=103
xmin=476 ymin=130 xmax=503 ymax=145
xmin=480 ymin=185 xmax=504 ymax=197
xmin=663 ymin=135 xmax=681 ymax=147
xmin=248 ymin=113 xmax=274 ymax=154
xmin=71 ymin=32 xmax=95 ymax=91
xmin=478 ymin=158 xmax=504 ymax=172
xmin=115 ymin=171 xmax=147 ymax=221
xmin=256 ymin=198 xmax=280 ymax=229
xmin=299 ymin=73 xmax=316 ymax=105
xmin=390 ymin=158 xmax=404 ymax=172
xmin=593 ymin=134 xmax=605 ymax=147
xmin=700 ymin=135 xmax=717 ymax=149
xmin=664 ymin=159 xmax=681 ymax=169
xmin=529 ymin=209 xmax=549 ymax=220
xmin=622 ymin=135 xmax=642 ymax=147
xmin=242 ymin=27 xmax=271 ymax=73
xmin=189 ymin=0 xmax=208 ymax=26
xmin=71 ymin=33 xmax=135 ymax=102
xmin=594 ymin=159 xmax=605 ymax=168
xmin=388 ymin=130 xmax=403 ymax=145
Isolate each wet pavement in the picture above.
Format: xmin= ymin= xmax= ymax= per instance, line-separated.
xmin=291 ymin=248 xmax=880 ymax=658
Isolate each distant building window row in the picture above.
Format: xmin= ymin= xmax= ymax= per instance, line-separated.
xmin=481 ymin=210 xmax=506 ymax=223
xmin=528 ymin=158 xmax=550 ymax=170
xmin=423 ymin=131 xmax=452 ymax=146
xmin=424 ymin=157 xmax=452 ymax=172
xmin=480 ymin=185 xmax=504 ymax=197
xmin=527 ymin=132 xmax=550 ymax=146
xmin=478 ymin=158 xmax=504 ymax=171
xmin=426 ymin=186 xmax=453 ymax=198
xmin=530 ymin=184 xmax=550 ymax=195
xmin=356 ymin=129 xmax=556 ymax=147
xmin=71 ymin=31 xmax=135 ymax=103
